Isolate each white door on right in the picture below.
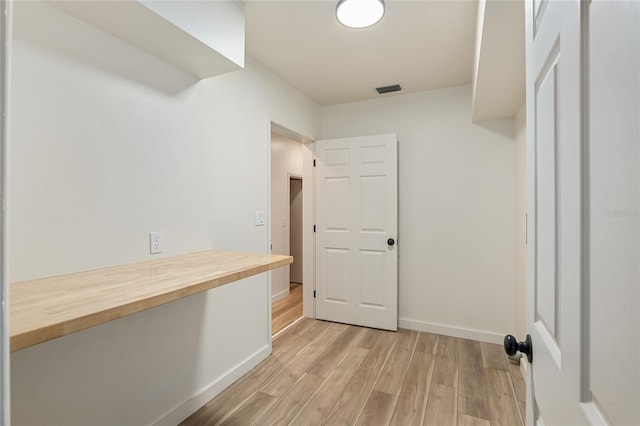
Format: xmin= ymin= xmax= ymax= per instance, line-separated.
xmin=525 ymin=0 xmax=639 ymax=425
xmin=586 ymin=1 xmax=639 ymax=425
xmin=315 ymin=134 xmax=398 ymax=331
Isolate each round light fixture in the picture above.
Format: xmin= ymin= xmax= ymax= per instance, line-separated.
xmin=336 ymin=0 xmax=385 ymax=29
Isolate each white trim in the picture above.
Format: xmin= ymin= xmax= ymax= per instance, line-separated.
xmin=271 ymin=287 xmax=289 ymax=302
xmin=524 ymin=1 xmax=538 ymax=423
xmin=152 ymin=344 xmax=270 ymax=426
xmin=266 ymin=115 xmax=273 ymax=351
xmin=398 ymin=317 xmax=505 ymax=344
xmin=0 ymin=1 xmax=10 ymax=422
xmin=580 ymin=399 xmax=610 ymax=426
xmin=302 ymin=141 xmax=315 ymax=319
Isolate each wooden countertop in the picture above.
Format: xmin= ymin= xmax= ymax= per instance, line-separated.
xmin=10 ymin=250 xmax=292 ymax=352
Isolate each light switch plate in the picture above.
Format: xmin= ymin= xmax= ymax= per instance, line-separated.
xmin=255 ymin=211 xmax=265 ymax=226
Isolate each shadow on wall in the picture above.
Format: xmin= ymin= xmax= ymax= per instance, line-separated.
xmin=14 ymin=1 xmax=198 ymax=95
xmin=11 ymin=292 xmax=208 ymax=425
xmin=473 ymin=118 xmax=515 ymax=139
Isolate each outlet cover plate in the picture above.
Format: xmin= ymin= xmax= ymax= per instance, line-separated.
xmin=150 ymin=232 xmax=163 ymax=254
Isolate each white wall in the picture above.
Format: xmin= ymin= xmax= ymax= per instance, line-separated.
xmin=8 ymin=2 xmax=319 ymax=424
xmin=270 ymin=132 xmax=302 ymax=300
xmin=514 ymin=103 xmax=527 ymax=339
xmin=321 ymin=85 xmax=517 ymax=343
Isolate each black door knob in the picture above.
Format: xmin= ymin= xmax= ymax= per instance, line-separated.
xmin=504 ymin=334 xmax=533 ymax=363
xmin=387 ymin=238 xmax=395 ymax=246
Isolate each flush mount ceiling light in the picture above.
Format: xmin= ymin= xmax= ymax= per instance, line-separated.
xmin=336 ymin=0 xmax=385 ymax=29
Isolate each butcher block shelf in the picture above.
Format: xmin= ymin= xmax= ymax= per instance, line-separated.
xmin=10 ymin=250 xmax=292 ymax=353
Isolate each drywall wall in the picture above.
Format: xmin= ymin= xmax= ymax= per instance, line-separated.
xmin=514 ymin=103 xmax=527 ymax=339
xmin=8 ymin=2 xmax=319 ymax=424
xmin=270 ymin=132 xmax=303 ymax=300
xmin=321 ymin=85 xmax=516 ymax=343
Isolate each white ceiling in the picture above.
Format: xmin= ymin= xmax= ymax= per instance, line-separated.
xmin=244 ymin=0 xmax=478 ymax=106
xmin=244 ymin=0 xmax=525 ymax=120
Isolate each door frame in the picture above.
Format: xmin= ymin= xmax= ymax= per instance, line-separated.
xmin=0 ymin=0 xmax=10 ymax=421
xmin=524 ymin=1 xmax=613 ymax=424
xmin=266 ymin=119 xmax=316 ymax=339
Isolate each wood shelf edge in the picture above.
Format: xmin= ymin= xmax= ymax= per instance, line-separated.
xmin=10 ymin=251 xmax=292 ymax=353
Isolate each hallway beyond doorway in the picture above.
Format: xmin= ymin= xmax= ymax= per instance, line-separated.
xmin=272 ymin=283 xmax=302 ymax=335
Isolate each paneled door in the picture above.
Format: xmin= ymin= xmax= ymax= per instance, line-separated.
xmin=525 ymin=0 xmax=639 ymax=424
xmin=585 ymin=1 xmax=639 ymax=424
xmin=526 ymin=1 xmax=584 ymax=423
xmin=315 ymin=134 xmax=397 ymax=331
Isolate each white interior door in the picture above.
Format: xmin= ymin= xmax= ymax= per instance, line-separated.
xmin=526 ymin=1 xmax=639 ymax=425
xmin=315 ymin=134 xmax=397 ymax=331
xmin=586 ymin=1 xmax=639 ymax=424
xmin=526 ymin=1 xmax=584 ymax=423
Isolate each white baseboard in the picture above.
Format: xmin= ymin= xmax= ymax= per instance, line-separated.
xmin=153 ymin=345 xmax=271 ymax=426
xmin=271 ymin=288 xmax=289 ymax=302
xmin=398 ymin=317 xmax=505 ymax=344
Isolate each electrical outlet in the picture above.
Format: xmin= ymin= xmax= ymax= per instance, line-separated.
xmin=150 ymin=232 xmax=163 ymax=254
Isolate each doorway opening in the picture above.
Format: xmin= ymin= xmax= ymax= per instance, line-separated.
xmin=289 ymin=176 xmax=303 ymax=286
xmin=286 ymin=175 xmax=303 ymax=324
xmin=271 ymin=174 xmax=304 ymax=335
xmin=270 ymin=124 xmax=312 ymax=336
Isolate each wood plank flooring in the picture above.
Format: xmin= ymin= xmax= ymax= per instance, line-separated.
xmin=182 ymin=319 xmax=525 ymax=426
xmin=272 ymin=283 xmax=303 ymax=336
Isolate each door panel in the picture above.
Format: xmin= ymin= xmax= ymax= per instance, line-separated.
xmin=526 ymin=0 xmax=584 ymax=424
xmin=527 ymin=1 xmax=639 ymax=425
xmin=534 ymin=53 xmax=558 ymax=340
xmin=325 ymin=248 xmax=349 ymax=303
xmin=316 ymin=134 xmax=398 ymax=331
xmin=325 ymin=177 xmax=349 ymax=230
xmin=587 ymin=1 xmax=640 ymax=424
xmin=360 ymin=176 xmax=386 ymax=230
xmin=359 ymin=249 xmax=385 ymax=307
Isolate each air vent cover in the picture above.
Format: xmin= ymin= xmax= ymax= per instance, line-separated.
xmin=375 ymin=84 xmax=402 ymax=94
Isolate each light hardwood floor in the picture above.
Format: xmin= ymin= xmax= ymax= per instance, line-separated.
xmin=182 ymin=319 xmax=525 ymax=426
xmin=272 ymin=283 xmax=303 ymax=336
